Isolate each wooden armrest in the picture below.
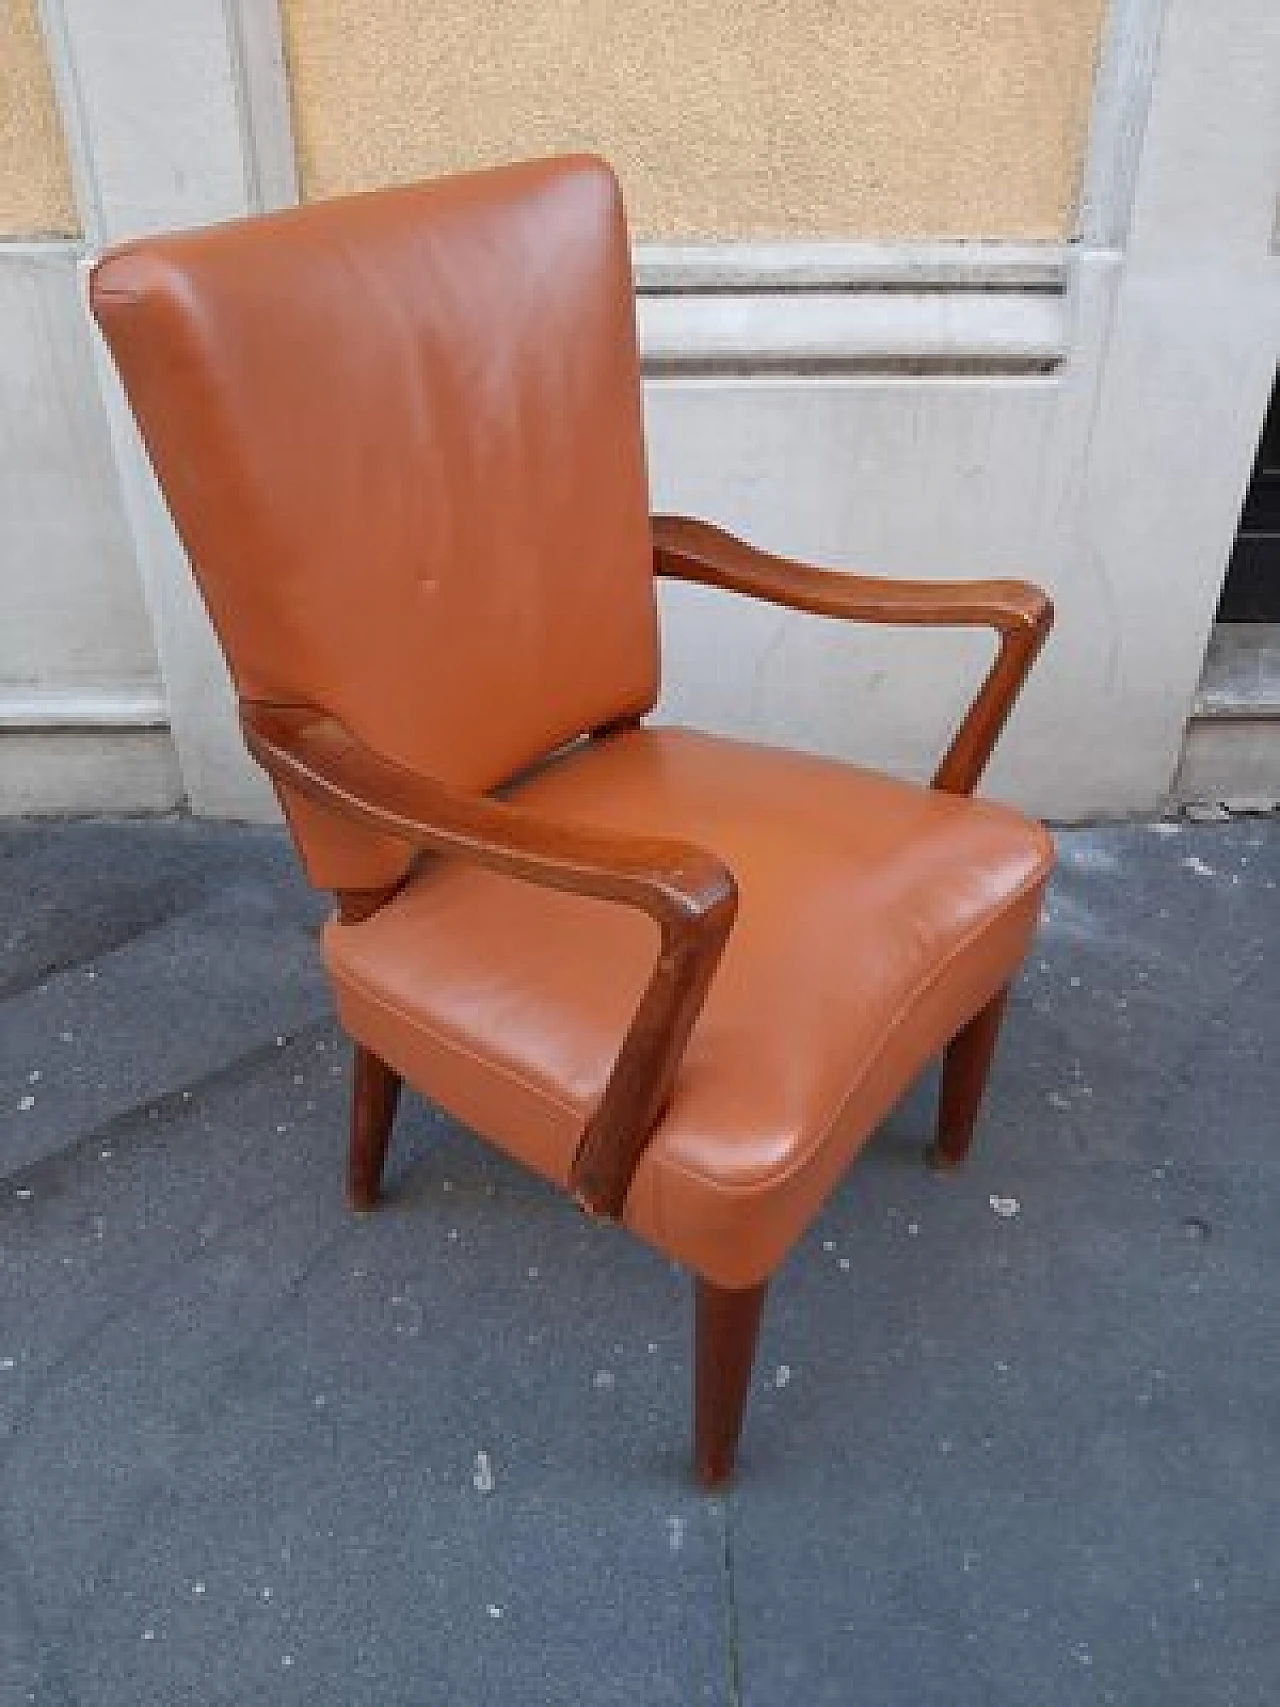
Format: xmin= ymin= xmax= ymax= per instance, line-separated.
xmin=241 ymin=702 xmax=737 ymax=1218
xmin=653 ymin=515 xmax=1053 ymax=794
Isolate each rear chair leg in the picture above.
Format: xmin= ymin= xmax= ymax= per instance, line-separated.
xmin=928 ymin=985 xmax=1010 ymax=1170
xmin=347 ymin=1043 xmax=401 ymax=1210
xmin=694 ymin=1277 xmax=768 ymax=1487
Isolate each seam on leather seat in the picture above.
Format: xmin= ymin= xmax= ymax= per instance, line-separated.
xmin=329 ymin=853 xmax=1049 ymax=1203
xmin=642 ymin=859 xmax=1051 ymax=1202
xmin=328 ymin=954 xmax=588 ymax=1129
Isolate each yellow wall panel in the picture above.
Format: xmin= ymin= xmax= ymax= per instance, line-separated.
xmin=0 ymin=0 xmax=78 ymax=237
xmin=282 ymin=0 xmax=1106 ymax=239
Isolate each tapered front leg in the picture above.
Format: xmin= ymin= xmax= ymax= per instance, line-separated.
xmin=694 ymin=1277 xmax=769 ymax=1487
xmin=927 ymin=985 xmax=1010 ymax=1170
xmin=346 ymin=1044 xmax=401 ymax=1211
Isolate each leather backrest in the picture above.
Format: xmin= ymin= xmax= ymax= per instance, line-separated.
xmin=90 ymin=156 xmax=659 ymax=886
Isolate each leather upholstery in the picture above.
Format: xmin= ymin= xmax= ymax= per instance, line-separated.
xmin=325 ymin=727 xmax=1052 ymax=1287
xmin=90 ymin=156 xmax=658 ymax=890
xmin=89 ymin=154 xmax=1055 ymax=1298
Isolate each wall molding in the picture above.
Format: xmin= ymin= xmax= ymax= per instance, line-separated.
xmin=637 ymin=290 xmax=1067 ymax=377
xmin=223 ymin=0 xmax=299 ymax=214
xmin=1078 ymin=0 xmax=1171 ymax=247
xmin=633 ymin=241 xmax=1068 ymax=294
xmin=0 ymin=686 xmax=168 ymax=731
xmin=35 ymin=0 xmax=105 ymax=243
xmin=635 ymin=242 xmax=1069 ymax=375
xmin=0 ymin=235 xmax=82 ymax=264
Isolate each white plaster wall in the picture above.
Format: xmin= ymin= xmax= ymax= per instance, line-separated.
xmin=0 ymin=247 xmax=155 ymax=690
xmin=0 ymin=241 xmax=179 ymax=813
xmin=1079 ymin=0 xmax=1280 ymax=802
xmin=645 ymin=291 xmax=1090 ymax=819
xmin=41 ymin=0 xmax=280 ymax=818
xmin=650 ymin=0 xmax=1280 ymax=820
xmin=13 ymin=0 xmax=1279 ymax=822
xmin=646 ymin=252 xmax=1130 ymax=820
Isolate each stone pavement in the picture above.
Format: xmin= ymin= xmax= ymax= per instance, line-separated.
xmin=1 ymin=814 xmax=1277 ymax=1705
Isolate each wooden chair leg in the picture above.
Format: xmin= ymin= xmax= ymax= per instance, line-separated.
xmin=694 ymin=1277 xmax=768 ymax=1487
xmin=346 ymin=1044 xmax=401 ymax=1211
xmin=927 ymin=984 xmax=1010 ymax=1170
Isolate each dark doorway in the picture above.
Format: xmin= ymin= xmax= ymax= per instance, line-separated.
xmin=1217 ymin=376 xmax=1280 ymax=621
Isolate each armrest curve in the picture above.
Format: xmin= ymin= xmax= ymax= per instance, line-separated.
xmin=653 ymin=514 xmax=1051 ymax=637
xmin=241 ymin=701 xmax=737 ymax=1217
xmin=652 ymin=514 xmax=1053 ymax=794
xmin=242 ymin=704 xmax=734 ymax=930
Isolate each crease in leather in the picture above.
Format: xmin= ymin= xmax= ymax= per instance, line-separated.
xmin=326 ymin=853 xmax=1048 ymax=1199
xmin=326 ymin=939 xmax=591 ymax=1130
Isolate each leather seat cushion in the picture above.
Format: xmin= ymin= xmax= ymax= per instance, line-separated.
xmin=323 ymin=728 xmax=1053 ymax=1285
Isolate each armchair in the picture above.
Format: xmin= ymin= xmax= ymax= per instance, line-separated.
xmin=91 ymin=155 xmax=1054 ymax=1484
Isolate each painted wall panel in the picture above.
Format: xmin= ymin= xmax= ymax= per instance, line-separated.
xmin=281 ymin=0 xmax=1107 ymax=238
xmin=0 ymin=243 xmax=179 ymax=811
xmin=0 ymin=0 xmax=77 ymax=235
xmin=0 ymin=247 xmax=161 ymax=694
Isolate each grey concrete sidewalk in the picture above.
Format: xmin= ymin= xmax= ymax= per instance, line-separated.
xmin=1 ymin=815 xmax=1277 ymax=1706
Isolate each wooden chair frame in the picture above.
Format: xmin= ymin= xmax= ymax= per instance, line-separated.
xmin=241 ymin=516 xmax=1052 ymax=1483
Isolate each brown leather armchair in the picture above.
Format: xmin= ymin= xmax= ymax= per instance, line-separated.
xmin=90 ymin=156 xmax=1054 ymax=1484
